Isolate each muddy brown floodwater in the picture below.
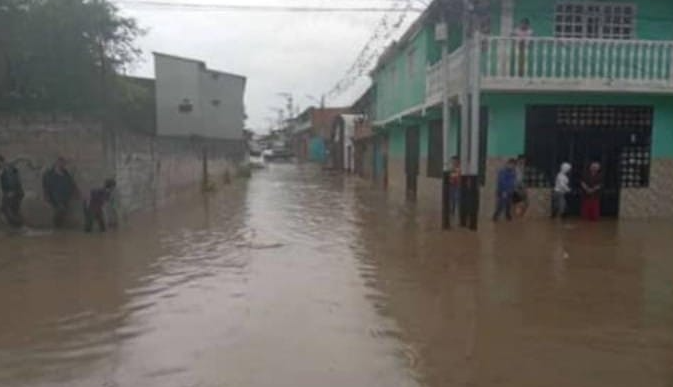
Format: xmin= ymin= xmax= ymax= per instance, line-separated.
xmin=1 ymin=165 xmax=673 ymax=387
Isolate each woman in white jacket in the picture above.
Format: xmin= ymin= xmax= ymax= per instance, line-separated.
xmin=552 ymin=163 xmax=572 ymax=219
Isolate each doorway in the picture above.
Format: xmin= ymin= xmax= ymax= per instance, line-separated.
xmin=526 ymin=105 xmax=653 ymax=217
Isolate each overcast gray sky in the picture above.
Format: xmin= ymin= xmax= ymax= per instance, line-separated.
xmin=115 ymin=0 xmax=422 ymax=133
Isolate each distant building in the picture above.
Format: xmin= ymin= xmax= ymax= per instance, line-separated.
xmin=290 ymin=107 xmax=350 ymax=163
xmin=350 ymin=87 xmax=384 ymax=182
xmin=330 ymin=114 xmax=361 ymax=172
xmin=154 ymin=53 xmax=246 ymax=140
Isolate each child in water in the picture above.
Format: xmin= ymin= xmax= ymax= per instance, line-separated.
xmin=83 ymin=179 xmax=116 ymax=233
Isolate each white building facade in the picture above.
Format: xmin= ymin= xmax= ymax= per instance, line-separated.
xmin=154 ymin=53 xmax=246 ymax=140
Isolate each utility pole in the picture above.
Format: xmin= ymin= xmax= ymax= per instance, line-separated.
xmin=459 ymin=0 xmax=481 ymax=231
xmin=439 ymin=1 xmax=452 ymax=230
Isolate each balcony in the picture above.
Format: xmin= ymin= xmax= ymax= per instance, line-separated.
xmin=426 ymin=36 xmax=673 ymax=103
xmin=426 ymin=45 xmax=467 ymax=105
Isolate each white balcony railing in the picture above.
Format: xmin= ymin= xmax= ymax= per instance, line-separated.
xmin=425 ymin=45 xmax=467 ymax=104
xmin=426 ymin=36 xmax=673 ymax=103
xmin=482 ymin=36 xmax=673 ymax=91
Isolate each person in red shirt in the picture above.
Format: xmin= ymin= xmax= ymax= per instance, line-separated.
xmin=580 ymin=162 xmax=603 ymax=221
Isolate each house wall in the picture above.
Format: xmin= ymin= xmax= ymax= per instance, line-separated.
xmin=155 ymin=54 xmax=246 ymax=140
xmin=155 ymin=55 xmax=204 ymax=138
xmin=373 ymin=25 xmax=432 ymax=122
xmin=200 ymin=70 xmax=246 ymax=140
xmin=483 ymin=93 xmax=673 ymax=158
xmin=385 ymin=120 xmax=444 ymax=213
xmin=513 ymin=0 xmax=673 ymax=41
xmin=479 ymin=92 xmax=673 ymax=218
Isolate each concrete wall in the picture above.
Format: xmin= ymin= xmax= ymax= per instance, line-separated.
xmin=0 ymin=115 xmax=245 ymax=228
xmin=155 ymin=54 xmax=246 ymax=140
xmin=114 ymin=129 xmax=243 ymax=216
xmin=0 ymin=116 xmax=113 ymax=227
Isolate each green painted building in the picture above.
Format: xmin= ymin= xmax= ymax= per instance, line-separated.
xmin=371 ymin=0 xmax=673 ymax=220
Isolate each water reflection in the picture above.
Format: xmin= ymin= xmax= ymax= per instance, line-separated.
xmin=1 ymin=165 xmax=672 ymax=387
xmin=350 ymin=182 xmax=673 ymax=387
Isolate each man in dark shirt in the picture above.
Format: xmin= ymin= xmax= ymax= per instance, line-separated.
xmin=42 ymin=157 xmax=78 ymax=228
xmin=581 ymin=162 xmax=603 ymax=221
xmin=1 ymin=155 xmax=24 ymax=227
xmin=84 ymin=179 xmax=116 ymax=232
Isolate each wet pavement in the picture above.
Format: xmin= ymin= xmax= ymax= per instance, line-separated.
xmin=1 ymin=164 xmax=672 ymax=387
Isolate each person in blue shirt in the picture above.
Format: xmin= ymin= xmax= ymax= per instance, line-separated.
xmin=493 ymin=159 xmax=517 ymax=222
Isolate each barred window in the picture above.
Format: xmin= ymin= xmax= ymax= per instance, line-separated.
xmin=555 ymin=2 xmax=636 ymax=40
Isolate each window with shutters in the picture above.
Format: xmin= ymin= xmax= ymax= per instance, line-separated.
xmin=554 ymin=2 xmax=636 ymax=40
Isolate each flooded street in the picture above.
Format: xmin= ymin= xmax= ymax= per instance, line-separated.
xmin=1 ymin=165 xmax=673 ymax=387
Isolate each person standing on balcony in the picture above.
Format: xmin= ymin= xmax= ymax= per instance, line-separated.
xmin=493 ymin=159 xmax=517 ymax=222
xmin=514 ymin=18 xmax=533 ymax=77
xmin=580 ymin=162 xmax=603 ymax=222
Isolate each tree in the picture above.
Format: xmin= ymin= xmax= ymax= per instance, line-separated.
xmin=0 ymin=0 xmax=144 ymax=113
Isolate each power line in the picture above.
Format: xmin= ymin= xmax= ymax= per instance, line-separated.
xmin=114 ymin=0 xmax=425 ymax=13
xmin=325 ymin=0 xmax=418 ymax=100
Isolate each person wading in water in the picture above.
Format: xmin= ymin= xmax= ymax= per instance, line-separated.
xmin=42 ymin=157 xmax=79 ymax=228
xmin=83 ymin=179 xmax=117 ymax=233
xmin=580 ymin=162 xmax=603 ymax=222
xmin=552 ymin=162 xmax=572 ymax=219
xmin=0 ymin=155 xmax=25 ymax=228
